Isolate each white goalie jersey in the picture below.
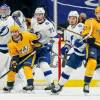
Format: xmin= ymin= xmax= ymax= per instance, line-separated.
xmin=0 ymin=16 xmax=14 ymax=75
xmin=31 ymin=18 xmax=57 ymax=44
xmin=0 ymin=16 xmax=14 ymax=52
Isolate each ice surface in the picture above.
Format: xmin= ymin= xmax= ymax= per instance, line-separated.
xmin=0 ymin=87 xmax=100 ymax=100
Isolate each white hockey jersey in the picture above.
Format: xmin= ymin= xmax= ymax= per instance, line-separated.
xmin=64 ymin=23 xmax=86 ymax=56
xmin=0 ymin=16 xmax=14 ymax=52
xmin=31 ymin=18 xmax=57 ymax=44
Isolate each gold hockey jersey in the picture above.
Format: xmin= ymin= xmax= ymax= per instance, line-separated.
xmin=82 ymin=18 xmax=100 ymax=46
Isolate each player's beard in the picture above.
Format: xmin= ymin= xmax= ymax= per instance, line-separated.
xmin=96 ymin=13 xmax=100 ymax=22
xmin=13 ymin=34 xmax=21 ymax=42
xmin=97 ymin=17 xmax=100 ymax=22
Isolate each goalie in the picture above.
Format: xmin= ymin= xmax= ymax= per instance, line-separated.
xmin=3 ymin=25 xmax=41 ymax=92
xmin=0 ymin=4 xmax=14 ymax=75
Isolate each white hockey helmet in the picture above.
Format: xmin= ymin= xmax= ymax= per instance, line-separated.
xmin=0 ymin=4 xmax=11 ymax=18
xmin=35 ymin=7 xmax=45 ymax=14
xmin=68 ymin=11 xmax=79 ymax=19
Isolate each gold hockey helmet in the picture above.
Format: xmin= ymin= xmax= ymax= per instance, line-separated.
xmin=95 ymin=6 xmax=100 ymax=13
xmin=10 ymin=24 xmax=20 ymax=32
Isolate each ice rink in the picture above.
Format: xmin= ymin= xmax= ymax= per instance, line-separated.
xmin=0 ymin=87 xmax=100 ymax=100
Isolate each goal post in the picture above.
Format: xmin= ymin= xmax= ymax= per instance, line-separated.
xmin=53 ymin=0 xmax=61 ymax=80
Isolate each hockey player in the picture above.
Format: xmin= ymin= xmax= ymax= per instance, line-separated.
xmin=12 ymin=10 xmax=27 ymax=31
xmin=3 ymin=24 xmax=41 ymax=92
xmin=82 ymin=6 xmax=100 ymax=93
xmin=31 ymin=7 xmax=57 ymax=90
xmin=0 ymin=4 xmax=14 ymax=75
xmin=51 ymin=11 xmax=86 ymax=93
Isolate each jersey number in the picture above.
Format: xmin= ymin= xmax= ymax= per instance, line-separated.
xmin=20 ymin=45 xmax=29 ymax=54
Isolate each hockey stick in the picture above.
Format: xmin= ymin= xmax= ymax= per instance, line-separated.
xmin=0 ymin=51 xmax=36 ymax=79
xmin=59 ymin=25 xmax=100 ymax=45
xmin=48 ymin=16 xmax=100 ymax=44
xmin=62 ymin=52 xmax=68 ymax=68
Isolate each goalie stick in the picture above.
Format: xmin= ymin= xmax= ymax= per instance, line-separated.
xmin=0 ymin=51 xmax=36 ymax=79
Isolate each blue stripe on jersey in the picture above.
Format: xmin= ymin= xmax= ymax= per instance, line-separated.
xmin=0 ymin=44 xmax=7 ymax=47
xmin=0 ymin=27 xmax=9 ymax=36
xmin=0 ymin=49 xmax=8 ymax=53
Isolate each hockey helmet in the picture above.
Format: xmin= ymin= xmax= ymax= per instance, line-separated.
xmin=0 ymin=4 xmax=11 ymax=18
xmin=10 ymin=24 xmax=20 ymax=32
xmin=95 ymin=6 xmax=100 ymax=13
xmin=35 ymin=7 xmax=45 ymax=14
xmin=68 ymin=11 xmax=79 ymax=18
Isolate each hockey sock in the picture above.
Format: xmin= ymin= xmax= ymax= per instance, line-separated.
xmin=59 ymin=72 xmax=70 ymax=86
xmin=85 ymin=58 xmax=97 ymax=77
xmin=23 ymin=66 xmax=33 ymax=85
xmin=7 ymin=71 xmax=16 ymax=83
xmin=59 ymin=66 xmax=74 ymax=86
xmin=84 ymin=76 xmax=92 ymax=84
xmin=40 ymin=62 xmax=53 ymax=84
xmin=7 ymin=81 xmax=14 ymax=87
xmin=27 ymin=79 xmax=34 ymax=86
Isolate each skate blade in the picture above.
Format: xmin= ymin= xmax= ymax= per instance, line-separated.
xmin=84 ymin=92 xmax=90 ymax=96
xmin=50 ymin=91 xmax=60 ymax=95
xmin=23 ymin=90 xmax=34 ymax=94
xmin=3 ymin=90 xmax=12 ymax=93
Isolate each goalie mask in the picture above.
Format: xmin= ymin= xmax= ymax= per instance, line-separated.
xmin=0 ymin=4 xmax=11 ymax=18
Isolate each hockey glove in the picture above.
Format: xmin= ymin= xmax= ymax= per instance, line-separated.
xmin=74 ymin=39 xmax=84 ymax=48
xmin=61 ymin=44 xmax=71 ymax=55
xmin=9 ymin=56 xmax=19 ymax=72
xmin=84 ymin=37 xmax=95 ymax=46
xmin=10 ymin=61 xmax=18 ymax=72
xmin=43 ymin=43 xmax=52 ymax=51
